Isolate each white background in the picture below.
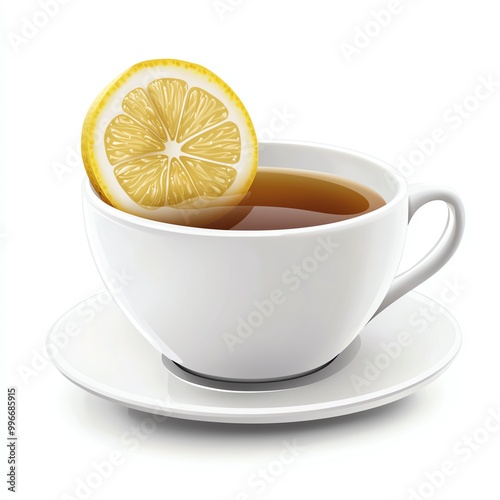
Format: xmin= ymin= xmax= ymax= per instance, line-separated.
xmin=1 ymin=0 xmax=499 ymax=499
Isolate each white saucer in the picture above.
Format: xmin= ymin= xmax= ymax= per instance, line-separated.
xmin=47 ymin=291 xmax=461 ymax=424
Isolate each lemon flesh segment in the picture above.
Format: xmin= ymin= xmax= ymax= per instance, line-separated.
xmin=182 ymin=122 xmax=241 ymax=164
xmin=114 ymin=155 xmax=169 ymax=207
xmin=105 ymin=114 xmax=164 ymax=166
xmin=176 ymin=87 xmax=229 ymax=142
xmin=147 ymin=78 xmax=187 ymax=142
xmin=82 ymin=60 xmax=258 ymax=225
xmin=121 ymin=88 xmax=167 ymax=142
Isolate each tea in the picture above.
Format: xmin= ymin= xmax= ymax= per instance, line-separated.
xmin=207 ymin=168 xmax=386 ymax=230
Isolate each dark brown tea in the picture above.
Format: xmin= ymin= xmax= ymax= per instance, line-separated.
xmin=208 ymin=168 xmax=386 ymax=230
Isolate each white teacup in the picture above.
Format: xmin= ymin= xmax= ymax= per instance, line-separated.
xmin=82 ymin=140 xmax=465 ymax=382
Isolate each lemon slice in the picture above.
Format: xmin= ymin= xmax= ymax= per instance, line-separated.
xmin=81 ymin=59 xmax=258 ymax=225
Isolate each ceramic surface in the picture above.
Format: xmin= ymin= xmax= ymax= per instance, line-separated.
xmin=48 ymin=292 xmax=461 ymax=424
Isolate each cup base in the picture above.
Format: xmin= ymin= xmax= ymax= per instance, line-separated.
xmin=162 ymin=355 xmax=339 ymax=392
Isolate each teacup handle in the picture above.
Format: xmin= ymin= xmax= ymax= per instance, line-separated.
xmin=375 ymin=184 xmax=465 ymax=315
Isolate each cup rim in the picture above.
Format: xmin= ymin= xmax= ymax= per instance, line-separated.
xmin=82 ymin=139 xmax=407 ymax=237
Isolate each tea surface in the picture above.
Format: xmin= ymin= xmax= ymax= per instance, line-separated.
xmin=207 ymin=168 xmax=386 ymax=230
